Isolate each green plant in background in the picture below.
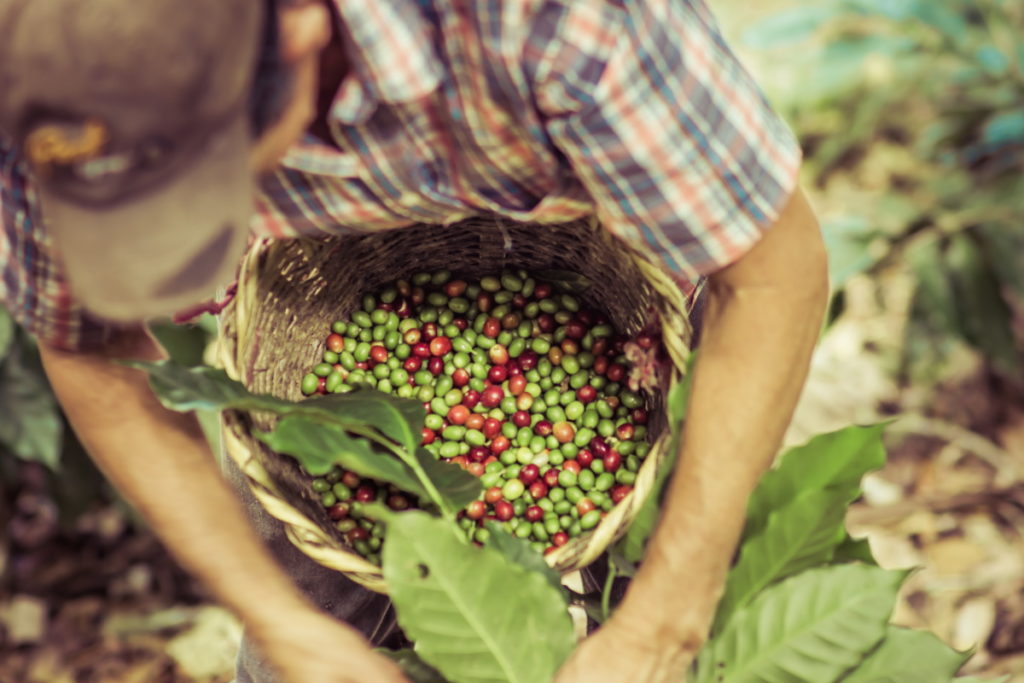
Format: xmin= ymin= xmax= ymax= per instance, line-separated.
xmin=136 ymin=359 xmax=1007 ymax=682
xmin=744 ymin=0 xmax=1023 ymax=379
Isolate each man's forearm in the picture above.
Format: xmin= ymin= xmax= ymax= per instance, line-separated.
xmin=38 ymin=329 xmax=324 ymax=632
xmin=617 ymin=188 xmax=829 ymax=647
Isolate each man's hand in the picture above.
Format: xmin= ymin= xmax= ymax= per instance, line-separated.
xmin=555 ymin=611 xmax=698 ymax=683
xmin=254 ymin=610 xmax=408 ymax=683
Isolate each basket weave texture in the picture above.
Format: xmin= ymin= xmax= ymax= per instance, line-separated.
xmin=218 ymin=216 xmax=692 ymax=593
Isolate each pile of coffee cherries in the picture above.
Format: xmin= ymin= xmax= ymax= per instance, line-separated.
xmin=300 ymin=270 xmax=653 ymax=563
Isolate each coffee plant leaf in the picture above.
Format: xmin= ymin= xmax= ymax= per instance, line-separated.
xmin=945 ymin=233 xmax=1020 ymax=375
xmin=715 ymin=489 xmax=850 ymax=629
xmin=831 ymin=534 xmax=877 ymax=565
xmin=384 ymin=511 xmax=574 ymax=683
xmin=379 ymin=649 xmax=448 ymax=683
xmin=695 ymin=565 xmax=906 ymax=683
xmin=744 ymin=424 xmax=887 ymax=542
xmin=839 ymin=626 xmax=969 ymax=682
xmin=616 ymin=369 xmax=693 ymax=563
xmin=258 ymin=417 xmax=426 ymax=494
xmin=309 ymin=392 xmax=425 ymax=456
xmin=126 ymin=360 xmax=294 ymax=414
xmin=484 ymin=523 xmax=564 ymax=595
xmin=0 ymin=306 xmax=13 ymax=360
xmin=0 ymin=336 xmax=63 ymax=470
xmin=415 ymin=448 xmax=483 ymax=510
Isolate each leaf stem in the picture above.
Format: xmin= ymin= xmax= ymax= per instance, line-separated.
xmin=601 ymin=560 xmax=618 ymax=623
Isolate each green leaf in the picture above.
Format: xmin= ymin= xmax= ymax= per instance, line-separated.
xmin=311 ymin=392 xmax=425 ymax=456
xmin=822 ymin=216 xmax=882 ymax=289
xmin=0 ymin=307 xmax=14 ymax=360
xmin=256 ymin=417 xmax=425 ymax=493
xmin=384 ymin=511 xmax=575 ymax=683
xmin=415 ymin=449 xmax=482 ymax=511
xmin=484 ymin=524 xmax=564 ymax=595
xmin=0 ymin=337 xmax=63 ymax=470
xmin=124 ymin=360 xmax=293 ymax=413
xmin=695 ymin=565 xmax=906 ymax=683
xmin=909 ymin=239 xmax=962 ymax=337
xmin=982 ymin=110 xmax=1024 ymax=145
xmin=716 ymin=490 xmax=850 ymax=628
xmin=832 ymin=534 xmax=877 ymax=565
xmin=840 ymin=626 xmax=969 ymax=682
xmin=946 ymin=233 xmax=1020 ymax=374
xmin=379 ymin=649 xmax=448 ymax=683
xmin=741 ymin=7 xmax=842 ymax=50
xmin=616 ymin=364 xmax=695 ymax=563
xmin=744 ymin=425 xmax=887 ymax=541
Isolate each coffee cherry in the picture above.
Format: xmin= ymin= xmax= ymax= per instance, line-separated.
xmin=483 ymin=317 xmax=501 ymax=338
xmin=430 ymin=336 xmax=452 ymax=356
xmin=388 ymin=494 xmax=410 ymax=510
xmin=452 ymin=368 xmax=470 ymax=386
xmin=355 ymin=485 xmax=377 ymax=502
xmin=481 ymin=385 xmax=504 ymax=408
xmin=466 ymin=500 xmax=486 ymax=520
xmin=611 ymin=485 xmax=632 ymax=504
xmin=520 ymin=464 xmax=540 ymax=485
xmin=326 ymin=333 xmax=345 ymax=353
xmin=482 ymin=418 xmax=502 ymax=439
xmin=603 ymin=450 xmax=622 ymax=472
xmin=512 ymin=410 xmax=531 ymax=428
xmin=463 ymin=389 xmax=481 ymax=409
xmin=490 ymin=501 xmax=512 ymax=522
xmin=485 ymin=486 xmax=504 ymax=504
xmin=525 ymin=505 xmax=544 ymax=522
xmin=576 ymin=449 xmax=594 ymax=468
xmin=552 ymin=531 xmax=569 ymax=547
xmin=328 ymin=502 xmax=350 ymax=520
xmin=528 ymin=480 xmax=549 ymax=500
xmin=508 ymin=375 xmax=527 ymax=396
xmin=448 ymin=405 xmax=470 ymax=425
xmin=577 ymin=385 xmax=597 ymax=403
xmin=553 ymin=422 xmax=575 ymax=444
xmin=488 ymin=365 xmax=508 ymax=383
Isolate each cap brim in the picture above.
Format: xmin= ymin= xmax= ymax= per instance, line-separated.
xmin=39 ymin=118 xmax=253 ymax=323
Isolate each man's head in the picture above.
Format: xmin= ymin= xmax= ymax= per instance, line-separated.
xmin=0 ymin=0 xmax=330 ymax=322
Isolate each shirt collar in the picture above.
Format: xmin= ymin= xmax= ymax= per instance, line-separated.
xmin=330 ymin=0 xmax=442 ymax=125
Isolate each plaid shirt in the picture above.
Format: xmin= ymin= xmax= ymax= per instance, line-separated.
xmin=1 ymin=0 xmax=800 ymax=351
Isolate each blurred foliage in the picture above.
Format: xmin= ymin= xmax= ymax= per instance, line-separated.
xmin=744 ymin=0 xmax=1024 ymax=380
xmin=0 ymin=306 xmax=217 ymax=516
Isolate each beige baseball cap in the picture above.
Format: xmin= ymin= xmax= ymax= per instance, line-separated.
xmin=0 ymin=0 xmax=265 ymax=321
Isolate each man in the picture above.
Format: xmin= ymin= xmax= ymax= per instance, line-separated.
xmin=0 ymin=0 xmax=828 ymax=681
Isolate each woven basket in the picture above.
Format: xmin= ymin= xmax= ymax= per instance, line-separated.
xmin=217 ymin=216 xmax=693 ymax=593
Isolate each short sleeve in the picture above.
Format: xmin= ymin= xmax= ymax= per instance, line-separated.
xmin=1 ymin=139 xmax=115 ymax=352
xmin=535 ymin=0 xmax=802 ymax=282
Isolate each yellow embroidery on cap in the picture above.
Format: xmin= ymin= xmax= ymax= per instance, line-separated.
xmin=25 ymin=120 xmax=109 ymax=168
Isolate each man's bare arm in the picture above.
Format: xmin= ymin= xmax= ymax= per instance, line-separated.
xmin=558 ymin=187 xmax=829 ymax=681
xmin=39 ymin=327 xmax=406 ymax=683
